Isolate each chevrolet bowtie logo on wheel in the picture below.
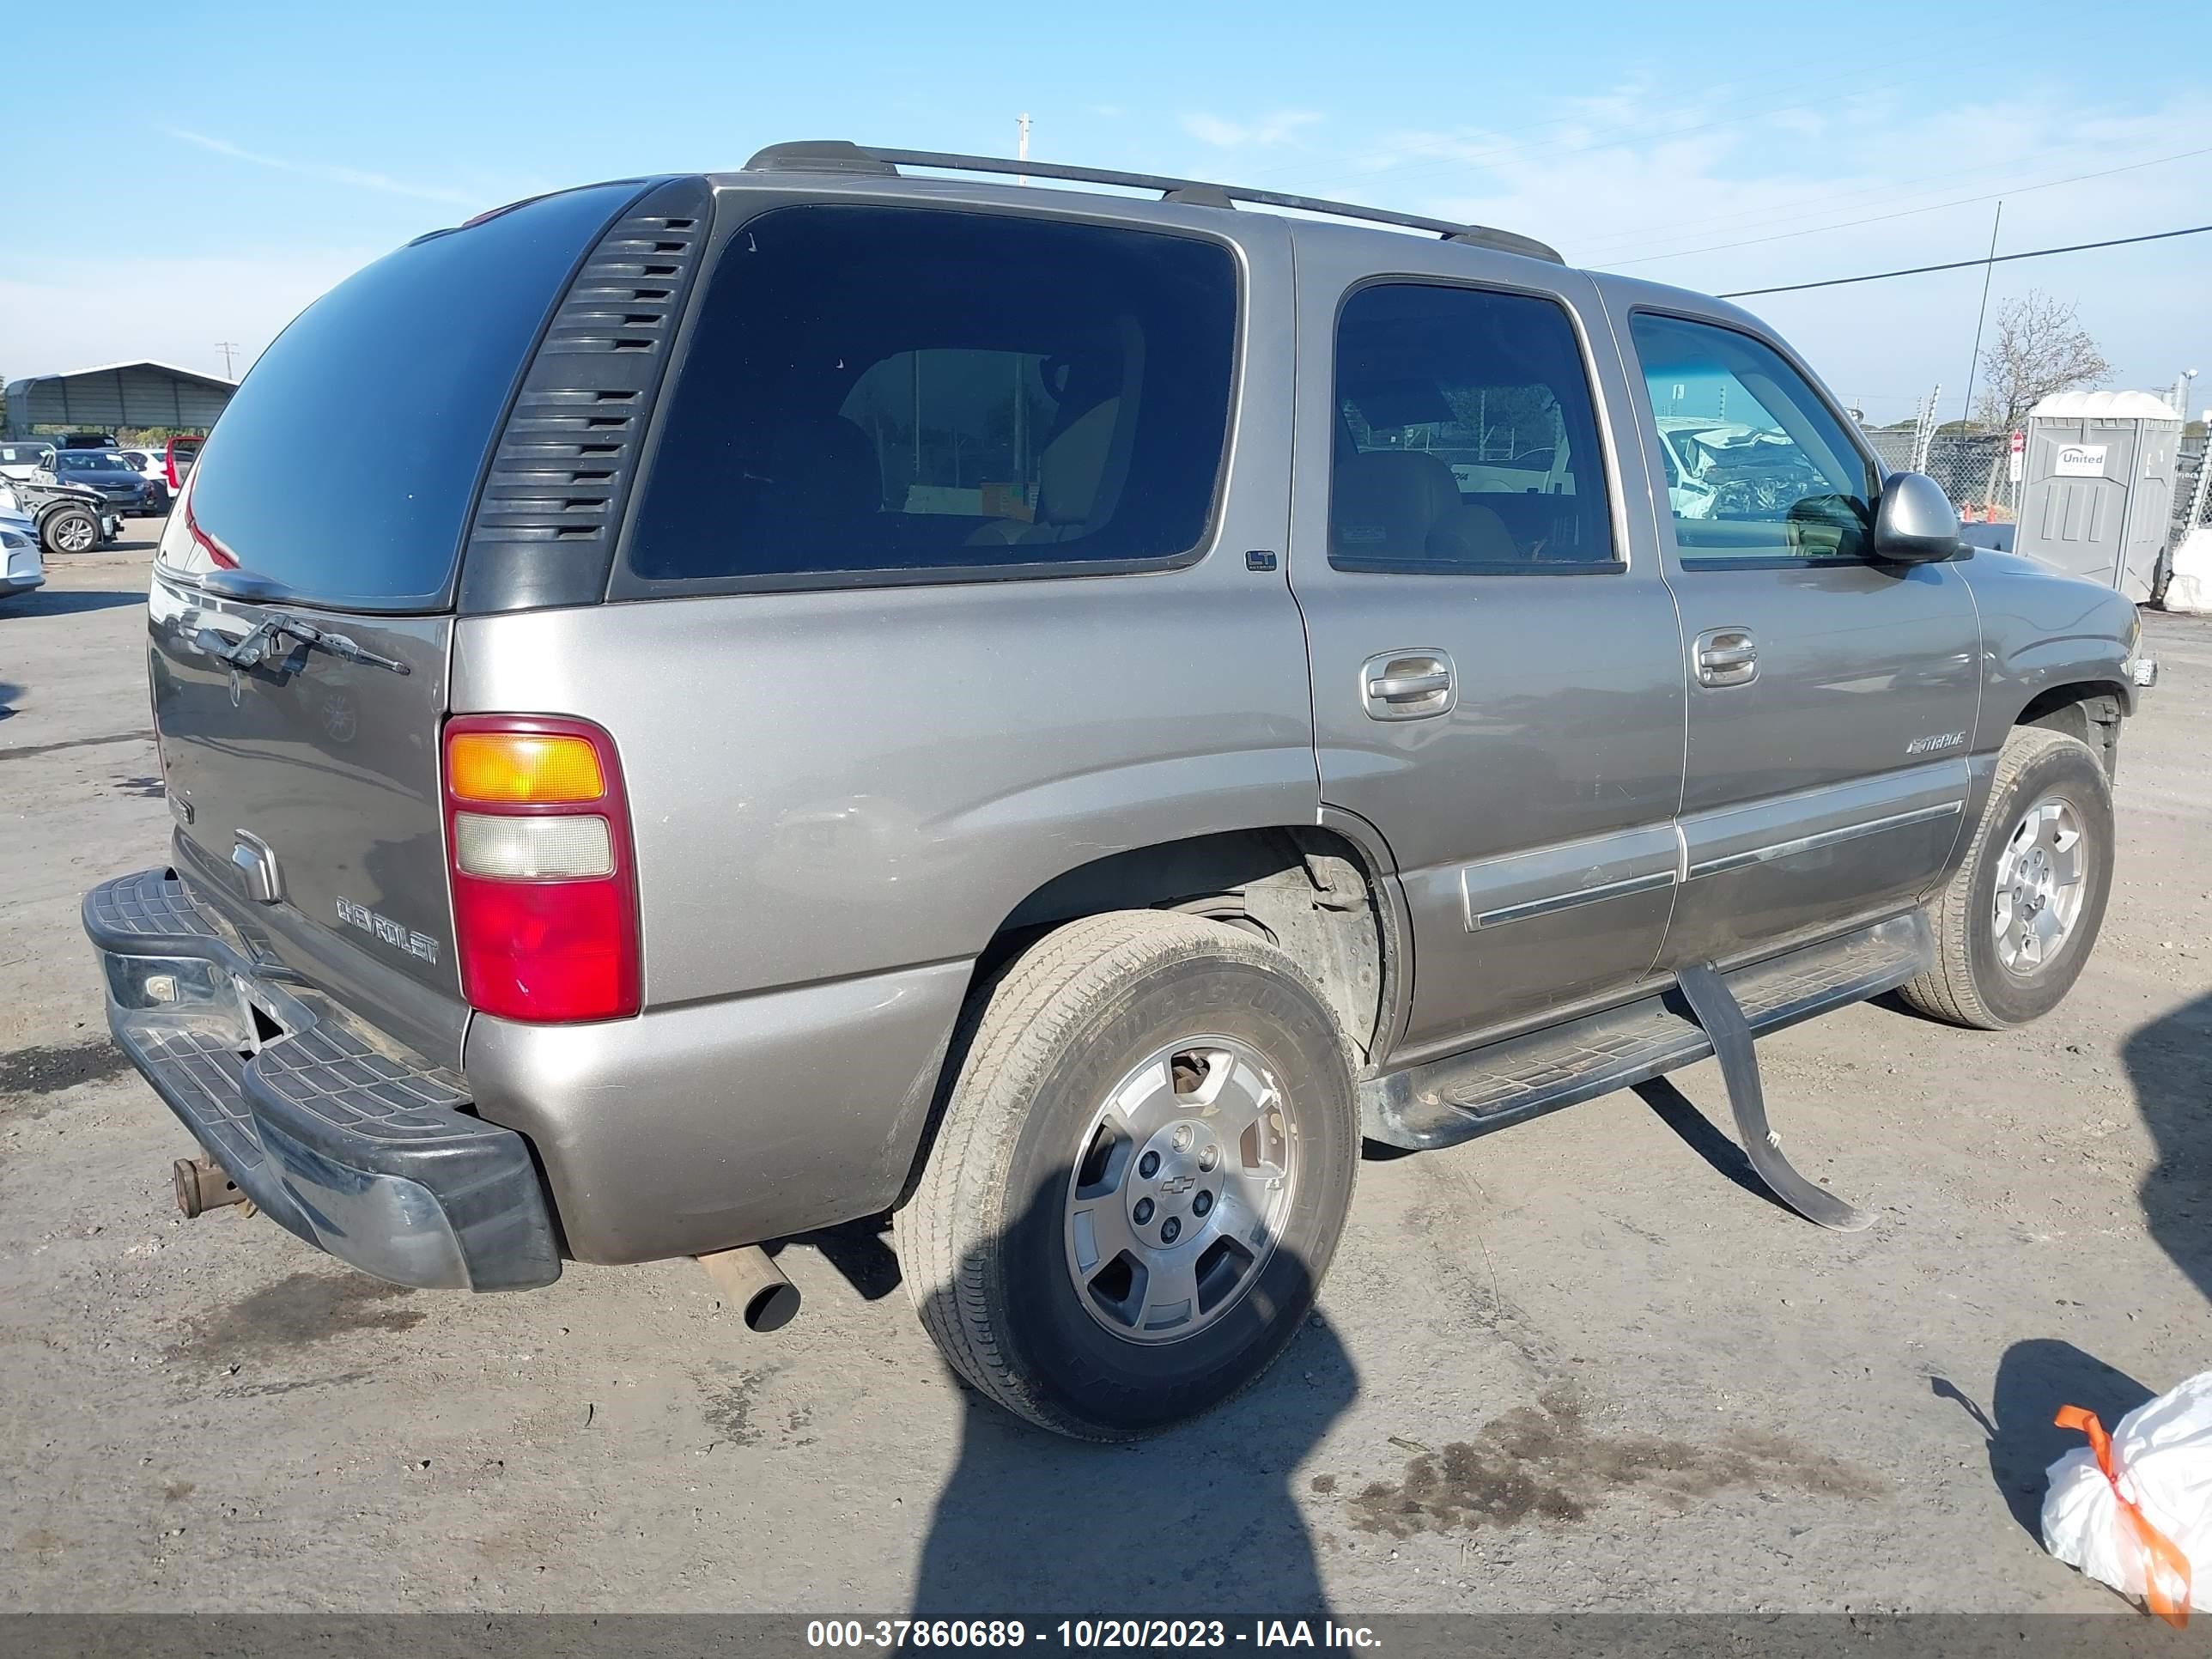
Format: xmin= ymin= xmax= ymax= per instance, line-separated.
xmin=1158 ymin=1176 xmax=1195 ymax=1195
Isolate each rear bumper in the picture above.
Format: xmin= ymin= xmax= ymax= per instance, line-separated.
xmin=82 ymin=868 xmax=559 ymax=1291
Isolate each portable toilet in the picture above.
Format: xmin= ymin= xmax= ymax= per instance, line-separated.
xmin=2017 ymin=390 xmax=2184 ymax=600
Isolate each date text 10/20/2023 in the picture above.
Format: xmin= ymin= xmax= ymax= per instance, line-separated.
xmin=805 ymin=1620 xmax=1383 ymax=1649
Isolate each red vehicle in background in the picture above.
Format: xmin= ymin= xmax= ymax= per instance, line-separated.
xmin=164 ymin=435 xmax=204 ymax=493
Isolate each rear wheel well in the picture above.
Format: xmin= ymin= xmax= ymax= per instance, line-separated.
xmin=981 ymin=828 xmax=1393 ymax=1065
xmin=2016 ymin=684 xmax=2124 ymax=780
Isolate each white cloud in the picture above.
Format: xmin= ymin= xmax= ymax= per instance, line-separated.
xmin=1280 ymin=90 xmax=2210 ymax=424
xmin=1182 ymin=111 xmax=1322 ymax=149
xmin=165 ymin=128 xmax=480 ymax=207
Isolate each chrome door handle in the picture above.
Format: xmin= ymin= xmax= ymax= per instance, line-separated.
xmin=1368 ymin=672 xmax=1451 ymax=701
xmin=1361 ymin=650 xmax=1456 ymax=720
xmin=1694 ymin=627 xmax=1759 ymax=688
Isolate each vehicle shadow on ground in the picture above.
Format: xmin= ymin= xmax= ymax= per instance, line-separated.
xmin=896 ymin=1180 xmax=1356 ymax=1620
xmin=2121 ymin=990 xmax=2212 ymax=1304
xmin=1939 ymin=1340 xmax=2154 ymax=1540
xmin=1631 ymin=1075 xmax=1796 ymax=1216
xmin=0 ymin=588 xmax=145 ymax=618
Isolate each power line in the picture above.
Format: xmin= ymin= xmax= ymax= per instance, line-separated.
xmin=1718 ymin=222 xmax=2212 ymax=298
xmin=1573 ymin=137 xmax=2209 ymax=260
xmin=1600 ymin=143 xmax=2212 ymax=268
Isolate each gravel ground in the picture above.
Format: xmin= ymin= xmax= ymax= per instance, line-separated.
xmin=3 ymin=535 xmax=2209 ymax=1616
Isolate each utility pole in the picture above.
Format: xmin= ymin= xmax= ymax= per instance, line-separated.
xmin=2172 ymin=368 xmax=2198 ymax=416
xmin=1016 ymin=112 xmax=1031 ymax=184
xmin=214 ymin=341 xmax=241 ymax=378
xmin=1958 ymin=200 xmax=2002 ymax=430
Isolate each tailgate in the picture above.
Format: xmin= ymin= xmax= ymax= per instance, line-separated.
xmin=149 ymin=573 xmax=465 ymax=1057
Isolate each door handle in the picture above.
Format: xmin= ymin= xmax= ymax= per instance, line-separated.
xmin=1694 ymin=627 xmax=1759 ymax=688
xmin=1360 ymin=650 xmax=1456 ymax=720
xmin=1368 ymin=672 xmax=1451 ymax=701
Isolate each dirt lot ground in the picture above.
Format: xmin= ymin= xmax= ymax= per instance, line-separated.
xmin=3 ymin=531 xmax=2209 ymax=1617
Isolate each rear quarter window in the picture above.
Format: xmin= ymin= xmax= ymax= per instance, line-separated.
xmin=169 ymin=182 xmax=640 ymax=611
xmin=622 ymin=203 xmax=1238 ymax=590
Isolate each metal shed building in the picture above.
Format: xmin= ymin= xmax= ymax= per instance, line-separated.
xmin=2016 ymin=389 xmax=2184 ymax=602
xmin=3 ymin=360 xmax=237 ymax=437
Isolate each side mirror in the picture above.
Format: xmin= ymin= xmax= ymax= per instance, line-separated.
xmin=1872 ymin=471 xmax=1962 ymax=563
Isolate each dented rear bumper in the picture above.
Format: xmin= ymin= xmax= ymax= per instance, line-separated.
xmin=82 ymin=868 xmax=559 ymax=1291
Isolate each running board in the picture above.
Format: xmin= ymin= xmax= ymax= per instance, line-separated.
xmin=1674 ymin=959 xmax=1871 ymax=1230
xmin=1364 ymin=912 xmax=1932 ymax=1152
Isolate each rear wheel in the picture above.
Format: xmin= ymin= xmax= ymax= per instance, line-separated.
xmin=41 ymin=505 xmax=97 ymax=556
xmin=1899 ymin=726 xmax=2114 ymax=1029
xmin=894 ymin=911 xmax=1358 ymax=1440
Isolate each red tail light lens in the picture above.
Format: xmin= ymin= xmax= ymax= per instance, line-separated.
xmin=442 ymin=714 xmax=640 ymax=1023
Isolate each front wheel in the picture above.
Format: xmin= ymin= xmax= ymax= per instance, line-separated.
xmin=894 ymin=911 xmax=1359 ymax=1440
xmin=1899 ymin=726 xmax=2114 ymax=1029
xmin=40 ymin=505 xmax=99 ymax=556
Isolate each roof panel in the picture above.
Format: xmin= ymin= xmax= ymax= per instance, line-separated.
xmin=2027 ymin=389 xmax=2182 ymax=422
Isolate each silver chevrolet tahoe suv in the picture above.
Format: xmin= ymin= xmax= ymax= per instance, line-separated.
xmin=85 ymin=143 xmax=2156 ymax=1440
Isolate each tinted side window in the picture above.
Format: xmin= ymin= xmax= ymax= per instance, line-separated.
xmin=1627 ymin=313 xmax=1878 ymax=566
xmin=625 ymin=204 xmax=1237 ymax=586
xmin=1330 ymin=283 xmax=1615 ymax=572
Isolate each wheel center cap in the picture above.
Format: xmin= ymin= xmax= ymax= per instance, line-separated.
xmin=1127 ymin=1126 xmax=1224 ymax=1248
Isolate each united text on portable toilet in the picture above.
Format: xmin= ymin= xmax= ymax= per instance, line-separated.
xmin=2017 ymin=390 xmax=2184 ymax=601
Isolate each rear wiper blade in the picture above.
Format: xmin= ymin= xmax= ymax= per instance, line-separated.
xmin=193 ymin=611 xmax=410 ymax=677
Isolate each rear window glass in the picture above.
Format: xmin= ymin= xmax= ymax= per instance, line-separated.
xmin=172 ymin=183 xmax=635 ymax=610
xmin=624 ymin=204 xmax=1237 ymax=587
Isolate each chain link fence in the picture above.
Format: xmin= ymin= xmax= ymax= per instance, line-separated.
xmin=2177 ymin=433 xmax=2209 ymax=538
xmin=1869 ymin=428 xmax=2209 ymax=538
xmin=1868 ymin=429 xmax=2021 ymax=519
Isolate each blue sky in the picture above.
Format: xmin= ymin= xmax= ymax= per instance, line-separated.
xmin=6 ymin=0 xmax=2208 ymax=425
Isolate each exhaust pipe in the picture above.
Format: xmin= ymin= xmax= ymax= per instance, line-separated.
xmin=173 ymin=1156 xmax=246 ymax=1218
xmin=696 ymin=1244 xmax=800 ymax=1333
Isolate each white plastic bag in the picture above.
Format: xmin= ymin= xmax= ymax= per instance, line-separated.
xmin=2042 ymin=1370 xmax=2212 ymax=1624
xmin=2165 ymin=526 xmax=2212 ymax=616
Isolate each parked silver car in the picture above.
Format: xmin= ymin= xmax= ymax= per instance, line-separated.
xmin=0 ymin=488 xmax=46 ymax=598
xmin=84 ymin=145 xmax=2154 ymax=1439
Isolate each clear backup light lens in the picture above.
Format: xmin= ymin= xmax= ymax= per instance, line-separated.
xmin=453 ymin=811 xmax=614 ymax=879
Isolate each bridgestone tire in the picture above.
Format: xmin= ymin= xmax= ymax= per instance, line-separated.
xmin=894 ymin=910 xmax=1359 ymax=1440
xmin=1898 ymin=726 xmax=2114 ymax=1029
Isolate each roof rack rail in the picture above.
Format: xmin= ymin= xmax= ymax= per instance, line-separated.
xmin=743 ymin=140 xmax=1564 ymax=264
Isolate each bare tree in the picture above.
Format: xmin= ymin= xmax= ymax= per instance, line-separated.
xmin=1975 ymin=290 xmax=2113 ymax=430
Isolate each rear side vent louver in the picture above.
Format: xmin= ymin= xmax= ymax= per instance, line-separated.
xmin=458 ymin=179 xmax=713 ymax=612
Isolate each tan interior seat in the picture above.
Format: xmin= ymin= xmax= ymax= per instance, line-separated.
xmin=968 ymin=398 xmax=1123 ymax=546
xmin=1329 ymin=449 xmax=1516 ymax=564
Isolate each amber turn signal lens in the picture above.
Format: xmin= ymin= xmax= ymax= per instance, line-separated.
xmin=447 ymin=732 xmax=605 ymax=803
